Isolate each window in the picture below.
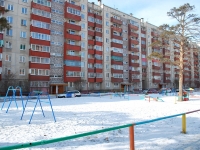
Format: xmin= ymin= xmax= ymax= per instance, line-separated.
xmin=81 ymin=32 xmax=85 ymax=39
xmin=68 ymin=40 xmax=75 ymax=45
xmin=141 ymin=40 xmax=146 ymax=44
xmin=31 ymin=32 xmax=51 ymax=41
xmin=106 ymin=47 xmax=109 ymax=51
xmin=20 ymin=44 xmax=26 ymax=50
xmin=31 ymin=44 xmax=50 ymax=52
xmin=81 ymin=23 xmax=85 ymax=29
xmin=106 ymin=21 xmax=109 ymax=26
xmin=67 ymin=7 xmax=80 ymax=16
xmin=106 ymin=56 xmax=109 ymax=61
xmin=81 ymin=4 xmax=85 ymax=10
xmin=5 ymin=41 xmax=12 ymax=48
xmin=22 ymin=0 xmax=28 ymax=3
xmin=20 ymin=31 xmax=26 ymax=38
xmin=106 ymin=73 xmax=109 ymax=78
xmin=51 ymin=19 xmax=63 ymax=25
xmin=5 ymin=68 xmax=11 ymax=74
xmin=81 ymin=14 xmax=85 ymax=19
xmin=7 ymin=4 xmax=13 ymax=11
xmin=106 ymin=82 xmax=110 ymax=87
xmin=5 ymin=54 xmax=11 ymax=61
xmin=81 ymin=42 xmax=85 ymax=48
xmin=22 ymin=7 xmax=27 ymax=14
xmin=114 ymin=83 xmax=119 ymax=87
xmin=106 ymin=38 xmax=109 ymax=43
xmin=20 ymin=56 xmax=25 ymax=62
xmin=33 ymin=0 xmax=51 ymax=7
xmin=96 ymin=83 xmax=100 ymax=87
xmin=32 ymin=20 xmax=50 ymax=29
xmin=21 ymin=19 xmax=27 ymax=26
xmin=106 ymin=13 xmax=109 ymax=18
xmin=88 ymin=16 xmax=94 ymax=22
xmin=106 ymin=64 xmax=109 ymax=69
xmin=95 ymin=27 xmax=102 ymax=32
xmin=6 ymin=29 xmax=12 ymax=36
xmin=32 ymin=8 xmax=51 ymax=18
xmin=106 ymin=30 xmax=109 ymax=34
xmin=69 ymin=20 xmax=75 ymax=24
xmin=7 ymin=16 xmax=13 ymax=24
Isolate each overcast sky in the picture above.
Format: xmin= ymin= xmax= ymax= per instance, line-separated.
xmin=88 ymin=0 xmax=200 ymax=26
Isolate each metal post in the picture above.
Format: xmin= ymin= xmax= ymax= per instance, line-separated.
xmin=182 ymin=114 xmax=186 ymax=134
xmin=129 ymin=125 xmax=135 ymax=150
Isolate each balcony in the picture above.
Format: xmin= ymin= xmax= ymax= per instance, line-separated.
xmin=111 ymin=60 xmax=123 ymax=65
xmin=130 ymin=39 xmax=139 ymax=45
xmin=111 ymin=69 xmax=123 ymax=74
xmin=152 ymin=72 xmax=161 ymax=76
xmin=95 ymin=78 xmax=103 ymax=82
xmin=65 ymin=23 xmax=81 ymax=31
xmin=65 ymin=33 xmax=81 ymax=41
xmin=65 ymin=2 xmax=81 ymax=11
xmin=152 ymin=65 xmax=160 ymax=70
xmin=151 ymin=38 xmax=158 ymax=43
xmin=152 ymin=79 xmax=161 ymax=83
xmin=129 ymin=47 xmax=139 ymax=52
xmin=111 ymin=51 xmax=123 ymax=57
xmin=88 ymin=78 xmax=95 ymax=83
xmin=64 ymin=77 xmax=81 ymax=82
xmin=88 ymin=30 xmax=95 ymax=36
xmin=131 ymin=71 xmax=140 ymax=74
xmin=130 ymin=63 xmax=139 ymax=67
xmin=88 ymin=21 xmax=95 ymax=27
xmin=29 ymin=75 xmax=50 ymax=81
xmin=64 ymin=66 xmax=81 ymax=72
xmin=88 ymin=58 xmax=95 ymax=63
xmin=31 ymin=1 xmax=50 ymax=12
xmin=164 ymin=67 xmax=170 ymax=71
xmin=29 ymin=63 xmax=50 ymax=69
xmin=111 ymin=34 xmax=123 ymax=40
xmin=151 ymin=32 xmax=159 ymax=37
xmin=165 ymin=80 xmax=171 ymax=83
xmin=65 ymin=55 xmax=81 ymax=61
xmin=88 ymin=39 xmax=95 ymax=45
xmin=95 ymin=31 xmax=102 ymax=37
xmin=88 ymin=68 xmax=95 ymax=73
xmin=128 ymin=24 xmax=139 ymax=31
xmin=111 ymin=77 xmax=123 ymax=83
xmin=129 ymin=55 xmax=139 ymax=60
xmin=65 ymin=13 xmax=81 ymax=21
xmin=88 ymin=49 xmax=95 ymax=54
xmin=142 ymin=72 xmax=147 ymax=76
xmin=132 ymin=79 xmax=140 ymax=82
xmin=111 ymin=42 xmax=123 ymax=48
xmin=164 ymin=74 xmax=170 ymax=77
xmin=111 ymin=17 xmax=122 ymax=25
xmin=94 ymin=13 xmax=102 ymax=20
xmin=65 ymin=44 xmax=81 ymax=51
xmin=111 ymin=26 xmax=122 ymax=33
xmin=129 ymin=32 xmax=139 ymax=38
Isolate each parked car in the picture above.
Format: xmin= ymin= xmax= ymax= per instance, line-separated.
xmin=57 ymin=90 xmax=81 ymax=98
xmin=159 ymin=88 xmax=171 ymax=94
xmin=143 ymin=89 xmax=158 ymax=94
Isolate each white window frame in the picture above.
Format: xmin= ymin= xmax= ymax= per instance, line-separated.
xmin=19 ymin=68 xmax=25 ymax=75
xmin=20 ymin=56 xmax=25 ymax=62
xmin=22 ymin=7 xmax=27 ymax=14
xmin=7 ymin=4 xmax=14 ymax=11
xmin=5 ymin=54 xmax=11 ymax=61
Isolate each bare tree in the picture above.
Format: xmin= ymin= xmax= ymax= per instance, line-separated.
xmin=148 ymin=3 xmax=200 ymax=101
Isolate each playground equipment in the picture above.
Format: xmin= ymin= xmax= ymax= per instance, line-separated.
xmin=1 ymin=86 xmax=24 ymax=113
xmin=144 ymin=95 xmax=164 ymax=102
xmin=21 ymin=91 xmax=56 ymax=124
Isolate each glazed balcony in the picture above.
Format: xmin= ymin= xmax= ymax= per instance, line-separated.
xmin=152 ymin=65 xmax=161 ymax=70
xmin=111 ymin=69 xmax=123 ymax=74
xmin=65 ymin=22 xmax=81 ymax=31
xmin=111 ymin=42 xmax=123 ymax=48
xmin=65 ymin=33 xmax=81 ymax=41
xmin=111 ymin=51 xmax=123 ymax=57
xmin=29 ymin=63 xmax=50 ymax=69
xmin=64 ymin=66 xmax=81 ymax=72
xmin=31 ymin=1 xmax=50 ymax=12
xmin=164 ymin=74 xmax=171 ymax=77
xmin=152 ymin=38 xmax=158 ymax=43
xmin=88 ymin=30 xmax=95 ymax=36
xmin=163 ymin=67 xmax=170 ymax=71
xmin=130 ymin=39 xmax=139 ymax=45
xmin=65 ymin=44 xmax=81 ymax=51
xmin=88 ymin=68 xmax=95 ymax=73
xmin=152 ymin=72 xmax=161 ymax=76
xmin=64 ymin=77 xmax=81 ymax=82
xmin=88 ymin=12 xmax=95 ymax=17
xmin=111 ymin=17 xmax=122 ymax=25
xmin=111 ymin=77 xmax=123 ymax=83
xmin=152 ymin=79 xmax=161 ymax=83
xmin=95 ymin=31 xmax=102 ymax=37
xmin=151 ymin=31 xmax=159 ymax=37
xmin=65 ymin=2 xmax=81 ymax=11
xmin=129 ymin=55 xmax=139 ymax=60
xmin=111 ymin=26 xmax=122 ymax=33
xmin=94 ymin=14 xmax=102 ymax=20
xmin=88 ymin=78 xmax=95 ymax=83
xmin=111 ymin=34 xmax=123 ymax=40
xmin=128 ymin=24 xmax=139 ymax=31
xmin=29 ymin=75 xmax=50 ymax=81
xmin=88 ymin=58 xmax=95 ymax=63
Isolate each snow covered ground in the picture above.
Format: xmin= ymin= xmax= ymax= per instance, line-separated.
xmin=0 ymin=93 xmax=200 ymax=150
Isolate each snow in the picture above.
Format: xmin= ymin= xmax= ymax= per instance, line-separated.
xmin=0 ymin=93 xmax=200 ymax=150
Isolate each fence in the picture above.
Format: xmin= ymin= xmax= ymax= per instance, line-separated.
xmin=0 ymin=109 xmax=200 ymax=150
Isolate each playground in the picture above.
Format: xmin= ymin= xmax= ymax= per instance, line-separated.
xmin=0 ymin=90 xmax=200 ymax=149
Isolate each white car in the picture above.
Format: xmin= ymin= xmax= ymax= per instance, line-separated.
xmin=57 ymin=90 xmax=81 ymax=98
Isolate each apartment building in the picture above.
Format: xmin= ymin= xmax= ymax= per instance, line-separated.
xmin=0 ymin=0 xmax=199 ymax=94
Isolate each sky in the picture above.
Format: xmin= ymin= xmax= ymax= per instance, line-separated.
xmin=88 ymin=0 xmax=200 ymax=26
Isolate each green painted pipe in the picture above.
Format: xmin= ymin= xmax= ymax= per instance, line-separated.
xmin=0 ymin=123 xmax=133 ymax=150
